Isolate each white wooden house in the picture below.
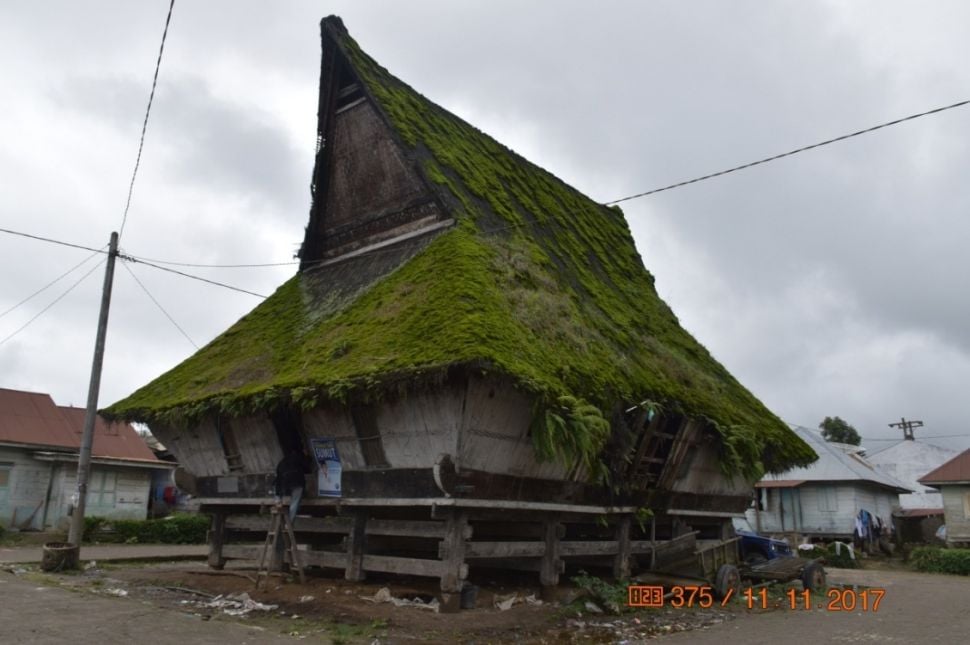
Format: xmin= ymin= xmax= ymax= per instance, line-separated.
xmin=0 ymin=388 xmax=173 ymax=530
xmin=747 ymin=426 xmax=910 ymax=539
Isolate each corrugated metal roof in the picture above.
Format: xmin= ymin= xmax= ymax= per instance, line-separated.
xmin=0 ymin=387 xmax=164 ymax=464
xmin=868 ymin=439 xmax=959 ymax=493
xmin=58 ymin=405 xmax=164 ymax=463
xmin=0 ymin=388 xmax=79 ymax=447
xmin=919 ymin=449 xmax=970 ymax=485
xmin=759 ymin=426 xmax=911 ymax=492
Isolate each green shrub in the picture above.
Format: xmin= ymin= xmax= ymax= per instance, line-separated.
xmin=910 ymin=547 xmax=970 ymax=575
xmin=83 ymin=516 xmax=107 ymax=542
xmin=571 ymin=571 xmax=630 ymax=614
xmin=84 ymin=514 xmax=209 ymax=544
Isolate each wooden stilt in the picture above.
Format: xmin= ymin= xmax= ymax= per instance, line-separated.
xmin=438 ymin=510 xmax=468 ymax=613
xmin=344 ymin=511 xmax=367 ymax=582
xmin=539 ymin=517 xmax=563 ymax=601
xmin=207 ymin=512 xmax=227 ymax=570
xmin=613 ymin=515 xmax=632 ymax=580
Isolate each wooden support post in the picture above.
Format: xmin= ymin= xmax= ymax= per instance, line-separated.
xmin=540 ymin=518 xmax=563 ymax=601
xmin=345 ymin=511 xmax=368 ymax=582
xmin=613 ymin=515 xmax=632 ymax=580
xmin=438 ymin=510 xmax=468 ymax=613
xmin=207 ymin=512 xmax=227 ymax=570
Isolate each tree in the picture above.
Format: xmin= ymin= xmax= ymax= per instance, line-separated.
xmin=819 ymin=416 xmax=861 ymax=445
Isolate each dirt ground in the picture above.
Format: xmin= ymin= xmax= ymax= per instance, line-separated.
xmin=3 ymin=559 xmax=738 ymax=643
xmin=4 ymin=557 xmax=964 ymax=644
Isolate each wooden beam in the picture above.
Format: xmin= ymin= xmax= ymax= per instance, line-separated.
xmin=559 ymin=540 xmax=620 ymax=556
xmin=222 ymin=544 xmax=263 ymax=560
xmin=300 ymin=549 xmax=350 ymax=570
xmin=227 ymin=515 xmax=354 ymax=533
xmin=207 ymin=512 xmax=227 ymax=570
xmin=367 ymin=518 xmax=470 ymax=539
xmin=461 ymin=541 xmax=546 ymax=559
xmin=345 ymin=511 xmax=367 ymax=582
xmin=196 ymin=497 xmax=638 ymax=515
xmin=359 ymin=554 xmax=459 ymax=578
xmin=226 ymin=515 xmax=467 ymax=539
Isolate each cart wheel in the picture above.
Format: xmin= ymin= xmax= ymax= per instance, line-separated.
xmin=801 ymin=562 xmax=826 ymax=591
xmin=714 ymin=564 xmax=741 ymax=600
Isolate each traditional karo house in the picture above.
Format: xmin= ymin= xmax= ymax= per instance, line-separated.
xmin=106 ymin=17 xmax=813 ymax=601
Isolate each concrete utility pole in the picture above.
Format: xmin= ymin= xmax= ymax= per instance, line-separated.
xmin=67 ymin=232 xmax=119 ymax=548
xmin=888 ymin=417 xmax=924 ymax=441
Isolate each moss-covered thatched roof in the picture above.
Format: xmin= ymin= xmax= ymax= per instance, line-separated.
xmin=106 ymin=16 xmax=814 ymax=476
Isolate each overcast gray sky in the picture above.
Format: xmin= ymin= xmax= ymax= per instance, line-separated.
xmin=2 ymin=1 xmax=968 ymax=452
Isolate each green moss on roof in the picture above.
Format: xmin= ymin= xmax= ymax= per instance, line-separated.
xmin=106 ymin=17 xmax=814 ymax=476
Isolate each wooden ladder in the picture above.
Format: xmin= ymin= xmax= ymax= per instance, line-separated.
xmin=255 ymin=503 xmax=305 ymax=589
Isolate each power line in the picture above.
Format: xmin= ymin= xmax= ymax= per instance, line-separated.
xmin=0 ymin=258 xmax=106 ymax=347
xmin=118 ymin=0 xmax=176 ymax=239
xmin=862 ymin=434 xmax=970 ymax=441
xmin=126 ymin=256 xmax=267 ymax=298
xmin=120 ymin=260 xmax=198 ymax=349
xmin=123 ymin=252 xmax=298 ymax=269
xmin=0 ymin=249 xmax=104 ymax=320
xmin=0 ymin=227 xmax=108 ymax=255
xmin=605 ymin=98 xmax=970 ymax=205
xmin=0 ymin=227 xmax=268 ymax=297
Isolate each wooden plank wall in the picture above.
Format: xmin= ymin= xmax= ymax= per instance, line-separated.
xmin=458 ymin=375 xmax=562 ymax=480
xmin=229 ymin=416 xmax=284 ymax=474
xmin=302 ymin=406 xmax=365 ymax=469
xmin=372 ymin=390 xmax=462 ymax=469
xmin=154 ymin=419 xmax=229 ymax=477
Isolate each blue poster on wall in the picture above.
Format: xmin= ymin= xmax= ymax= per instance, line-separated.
xmin=311 ymin=438 xmax=342 ymax=497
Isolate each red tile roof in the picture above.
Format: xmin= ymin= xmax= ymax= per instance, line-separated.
xmin=754 ymin=479 xmax=807 ymax=488
xmin=0 ymin=387 xmax=163 ymax=464
xmin=918 ymin=449 xmax=970 ymax=485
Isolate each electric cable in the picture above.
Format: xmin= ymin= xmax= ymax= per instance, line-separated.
xmin=0 ymin=227 xmax=108 ymax=255
xmin=0 ymin=258 xmax=107 ymax=346
xmin=120 ymin=260 xmax=199 ymax=349
xmin=605 ymin=98 xmax=970 ymax=205
xmin=0 ymin=249 xmax=104 ymax=320
xmin=125 ymin=256 xmax=267 ymax=298
xmin=118 ymin=0 xmax=176 ymax=239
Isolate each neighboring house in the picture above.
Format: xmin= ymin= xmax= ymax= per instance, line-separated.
xmin=867 ymin=436 xmax=958 ymax=510
xmin=104 ymin=16 xmax=815 ymax=536
xmin=747 ymin=426 xmax=910 ymax=539
xmin=919 ymin=450 xmax=970 ymax=547
xmin=867 ymin=435 xmax=957 ymax=543
xmin=0 ymin=387 xmax=173 ymax=530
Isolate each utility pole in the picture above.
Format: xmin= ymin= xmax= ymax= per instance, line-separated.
xmin=67 ymin=232 xmax=119 ymax=549
xmin=888 ymin=417 xmax=923 ymax=441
